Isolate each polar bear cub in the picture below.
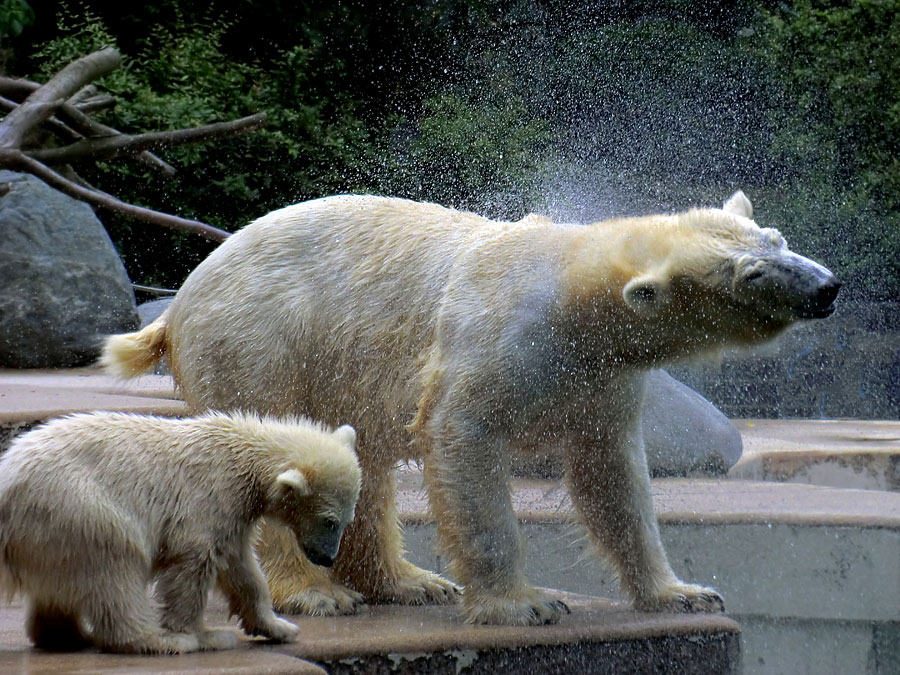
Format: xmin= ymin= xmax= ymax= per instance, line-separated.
xmin=0 ymin=411 xmax=360 ymax=654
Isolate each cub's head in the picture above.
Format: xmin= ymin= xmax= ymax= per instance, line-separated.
xmin=266 ymin=424 xmax=361 ymax=568
xmin=622 ymin=191 xmax=840 ymax=349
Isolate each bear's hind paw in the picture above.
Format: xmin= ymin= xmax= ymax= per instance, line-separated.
xmin=638 ymin=582 xmax=725 ymax=614
xmin=464 ymin=587 xmax=570 ymax=626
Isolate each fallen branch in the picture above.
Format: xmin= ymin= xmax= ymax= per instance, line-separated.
xmin=0 ymin=47 xmax=121 ymax=149
xmin=28 ymin=113 xmax=267 ymax=165
xmin=0 ymin=148 xmax=230 ymax=242
xmin=0 ymin=47 xmax=270 ymax=242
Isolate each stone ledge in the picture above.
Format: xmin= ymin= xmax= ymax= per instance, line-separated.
xmin=731 ymin=419 xmax=900 ymax=491
xmin=0 ymin=593 xmax=740 ymax=675
xmin=273 ymin=592 xmax=740 ymax=674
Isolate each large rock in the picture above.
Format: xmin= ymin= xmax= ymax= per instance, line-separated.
xmin=0 ymin=171 xmax=139 ymax=367
xmin=513 ymin=370 xmax=743 ymax=478
xmin=642 ymin=370 xmax=743 ymax=477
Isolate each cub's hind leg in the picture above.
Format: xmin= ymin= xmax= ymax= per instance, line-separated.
xmin=26 ymin=600 xmax=90 ymax=651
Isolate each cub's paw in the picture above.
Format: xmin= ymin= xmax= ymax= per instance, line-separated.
xmin=199 ymin=629 xmax=240 ymax=651
xmin=377 ymin=562 xmax=460 ymax=606
xmin=464 ymin=586 xmax=570 ymax=626
xmin=250 ymin=616 xmax=300 ymax=643
xmin=272 ymin=581 xmax=363 ymax=616
xmin=637 ymin=582 xmax=725 ymax=614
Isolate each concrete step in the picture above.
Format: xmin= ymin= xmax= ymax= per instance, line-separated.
xmin=0 ymin=593 xmax=741 ymax=674
xmin=731 ymin=419 xmax=900 ymax=492
xmin=0 ymin=367 xmax=185 ymax=451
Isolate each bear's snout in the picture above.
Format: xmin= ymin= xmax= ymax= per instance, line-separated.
xmin=738 ymin=250 xmax=840 ymax=320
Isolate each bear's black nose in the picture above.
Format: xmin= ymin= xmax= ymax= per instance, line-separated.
xmin=817 ymin=277 xmax=841 ymax=307
xmin=798 ymin=275 xmax=840 ymax=318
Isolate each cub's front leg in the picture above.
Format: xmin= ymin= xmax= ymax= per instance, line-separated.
xmin=565 ymin=378 xmax=724 ymax=614
xmin=423 ymin=405 xmax=568 ymax=626
xmin=217 ymin=539 xmax=299 ymax=643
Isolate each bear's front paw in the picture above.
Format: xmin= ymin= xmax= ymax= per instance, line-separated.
xmin=637 ymin=582 xmax=725 ymax=614
xmin=273 ymin=581 xmax=363 ymax=616
xmin=374 ymin=561 xmax=460 ymax=606
xmin=464 ymin=586 xmax=570 ymax=626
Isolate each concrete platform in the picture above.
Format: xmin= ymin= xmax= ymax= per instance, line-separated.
xmin=730 ymin=419 xmax=900 ymax=491
xmin=0 ymin=368 xmax=185 ymax=451
xmin=0 ymin=593 xmax=741 ymax=674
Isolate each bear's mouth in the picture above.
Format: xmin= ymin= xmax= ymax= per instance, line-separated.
xmin=795 ymin=303 xmax=836 ymax=319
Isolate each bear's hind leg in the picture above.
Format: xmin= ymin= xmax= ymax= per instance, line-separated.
xmin=26 ymin=600 xmax=90 ymax=651
xmin=331 ymin=458 xmax=459 ymax=607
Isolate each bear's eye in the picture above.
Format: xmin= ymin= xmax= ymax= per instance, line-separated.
xmin=322 ymin=517 xmax=340 ymax=531
xmin=743 ymin=269 xmax=765 ymax=284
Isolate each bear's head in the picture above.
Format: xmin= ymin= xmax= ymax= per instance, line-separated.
xmin=613 ymin=191 xmax=839 ymax=355
xmin=266 ymin=424 xmax=361 ymax=567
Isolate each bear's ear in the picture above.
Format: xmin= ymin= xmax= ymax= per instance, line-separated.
xmin=276 ymin=468 xmax=311 ymax=497
xmin=334 ymin=424 xmax=357 ymax=451
xmin=623 ymin=276 xmax=670 ymax=315
xmin=723 ymin=190 xmax=753 ymax=219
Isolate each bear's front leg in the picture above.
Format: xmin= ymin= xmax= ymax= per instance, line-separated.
xmin=565 ymin=377 xmax=724 ymax=614
xmin=218 ymin=538 xmax=299 ymax=643
xmin=424 ymin=408 xmax=568 ymax=626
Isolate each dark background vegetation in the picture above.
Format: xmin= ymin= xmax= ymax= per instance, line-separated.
xmin=1 ymin=0 xmax=897 ymax=299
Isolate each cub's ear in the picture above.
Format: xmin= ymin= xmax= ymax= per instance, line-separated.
xmin=623 ymin=276 xmax=670 ymax=315
xmin=723 ymin=190 xmax=753 ymax=219
xmin=334 ymin=424 xmax=357 ymax=451
xmin=276 ymin=468 xmax=311 ymax=497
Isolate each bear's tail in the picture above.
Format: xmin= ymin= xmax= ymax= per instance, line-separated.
xmin=100 ymin=315 xmax=169 ymax=379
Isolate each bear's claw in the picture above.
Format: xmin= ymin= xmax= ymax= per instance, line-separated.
xmin=638 ymin=582 xmax=725 ymax=614
xmin=379 ymin=566 xmax=461 ymax=606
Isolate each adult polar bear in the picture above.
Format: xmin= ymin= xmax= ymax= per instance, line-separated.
xmin=103 ymin=191 xmax=839 ymax=625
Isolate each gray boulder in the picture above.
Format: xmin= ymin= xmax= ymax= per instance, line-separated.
xmin=642 ymin=370 xmax=743 ymax=477
xmin=512 ymin=370 xmax=743 ymax=479
xmin=0 ymin=171 xmax=139 ymax=367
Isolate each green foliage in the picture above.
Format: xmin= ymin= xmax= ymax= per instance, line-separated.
xmin=0 ymin=0 xmax=33 ymax=39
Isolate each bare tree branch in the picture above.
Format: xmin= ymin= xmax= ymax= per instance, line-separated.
xmin=27 ymin=113 xmax=268 ymax=165
xmin=74 ymin=95 xmax=116 ymax=113
xmin=0 ymin=48 xmax=122 ymax=149
xmin=0 ymin=148 xmax=230 ymax=242
xmin=0 ymin=95 xmax=81 ymax=141
xmin=0 ymin=77 xmax=175 ymax=176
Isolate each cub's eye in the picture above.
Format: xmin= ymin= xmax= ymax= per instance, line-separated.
xmin=322 ymin=517 xmax=340 ymax=531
